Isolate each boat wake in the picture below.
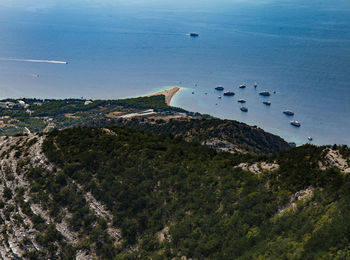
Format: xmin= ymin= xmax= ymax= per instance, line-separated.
xmin=0 ymin=58 xmax=68 ymax=64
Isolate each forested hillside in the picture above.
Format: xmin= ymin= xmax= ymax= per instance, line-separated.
xmin=79 ymin=117 xmax=291 ymax=154
xmin=1 ymin=127 xmax=348 ymax=259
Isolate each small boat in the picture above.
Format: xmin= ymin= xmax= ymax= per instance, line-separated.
xmin=192 ymin=92 xmax=194 ymax=94
xmin=223 ymin=91 xmax=235 ymax=96
xmin=259 ymin=91 xmax=271 ymax=96
xmin=240 ymin=107 xmax=248 ymax=112
xmin=290 ymin=120 xmax=301 ymax=127
xmin=190 ymin=32 xmax=199 ymax=37
xmin=283 ymin=110 xmax=294 ymax=116
xmin=307 ymin=136 xmax=313 ymax=141
xmin=215 ymin=86 xmax=224 ymax=91
xmin=239 ymin=85 xmax=246 ymax=89
xmin=218 ymin=96 xmax=222 ymax=99
xmin=263 ymin=101 xmax=271 ymax=106
xmin=237 ymin=99 xmax=246 ymax=103
xmin=205 ymin=92 xmax=208 ymax=95
xmin=254 ymin=82 xmax=258 ymax=88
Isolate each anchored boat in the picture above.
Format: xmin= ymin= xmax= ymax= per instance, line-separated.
xmin=283 ymin=110 xmax=294 ymax=116
xmin=223 ymin=91 xmax=235 ymax=96
xmin=290 ymin=120 xmax=301 ymax=127
xmin=259 ymin=91 xmax=271 ymax=96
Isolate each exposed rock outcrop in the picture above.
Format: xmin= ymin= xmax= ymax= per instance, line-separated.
xmin=319 ymin=149 xmax=350 ymax=173
xmin=237 ymin=162 xmax=279 ymax=174
xmin=278 ymin=186 xmax=314 ymax=216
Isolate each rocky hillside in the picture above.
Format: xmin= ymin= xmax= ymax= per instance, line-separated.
xmin=0 ymin=134 xmax=119 ymax=259
xmin=1 ymin=128 xmax=350 ymax=259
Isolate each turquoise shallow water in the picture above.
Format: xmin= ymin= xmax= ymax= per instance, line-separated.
xmin=0 ymin=0 xmax=349 ymax=145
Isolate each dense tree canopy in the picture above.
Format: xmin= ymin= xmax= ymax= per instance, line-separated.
xmin=30 ymin=127 xmax=350 ymax=259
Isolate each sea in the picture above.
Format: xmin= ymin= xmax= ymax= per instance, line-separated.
xmin=0 ymin=0 xmax=349 ymax=146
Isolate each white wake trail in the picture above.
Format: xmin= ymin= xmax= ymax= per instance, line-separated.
xmin=0 ymin=58 xmax=68 ymax=64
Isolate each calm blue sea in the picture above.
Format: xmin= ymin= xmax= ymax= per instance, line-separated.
xmin=0 ymin=0 xmax=349 ymax=145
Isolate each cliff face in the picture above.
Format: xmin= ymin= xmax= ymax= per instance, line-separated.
xmin=1 ymin=128 xmax=349 ymax=259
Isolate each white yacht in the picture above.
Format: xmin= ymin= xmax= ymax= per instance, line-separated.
xmin=290 ymin=120 xmax=301 ymax=127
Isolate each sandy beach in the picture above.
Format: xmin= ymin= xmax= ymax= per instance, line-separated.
xmin=148 ymin=87 xmax=180 ymax=106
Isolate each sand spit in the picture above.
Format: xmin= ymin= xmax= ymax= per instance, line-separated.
xmin=148 ymin=87 xmax=180 ymax=106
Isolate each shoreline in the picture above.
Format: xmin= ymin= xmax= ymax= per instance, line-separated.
xmin=1 ymin=87 xmax=347 ymax=146
xmin=148 ymin=87 xmax=180 ymax=106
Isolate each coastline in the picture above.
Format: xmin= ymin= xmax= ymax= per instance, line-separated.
xmin=148 ymin=87 xmax=180 ymax=106
xmin=146 ymin=87 xmax=297 ymax=145
xmin=1 ymin=86 xmax=347 ymax=146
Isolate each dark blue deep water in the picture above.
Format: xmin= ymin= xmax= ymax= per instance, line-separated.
xmin=0 ymin=0 xmax=349 ymax=145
